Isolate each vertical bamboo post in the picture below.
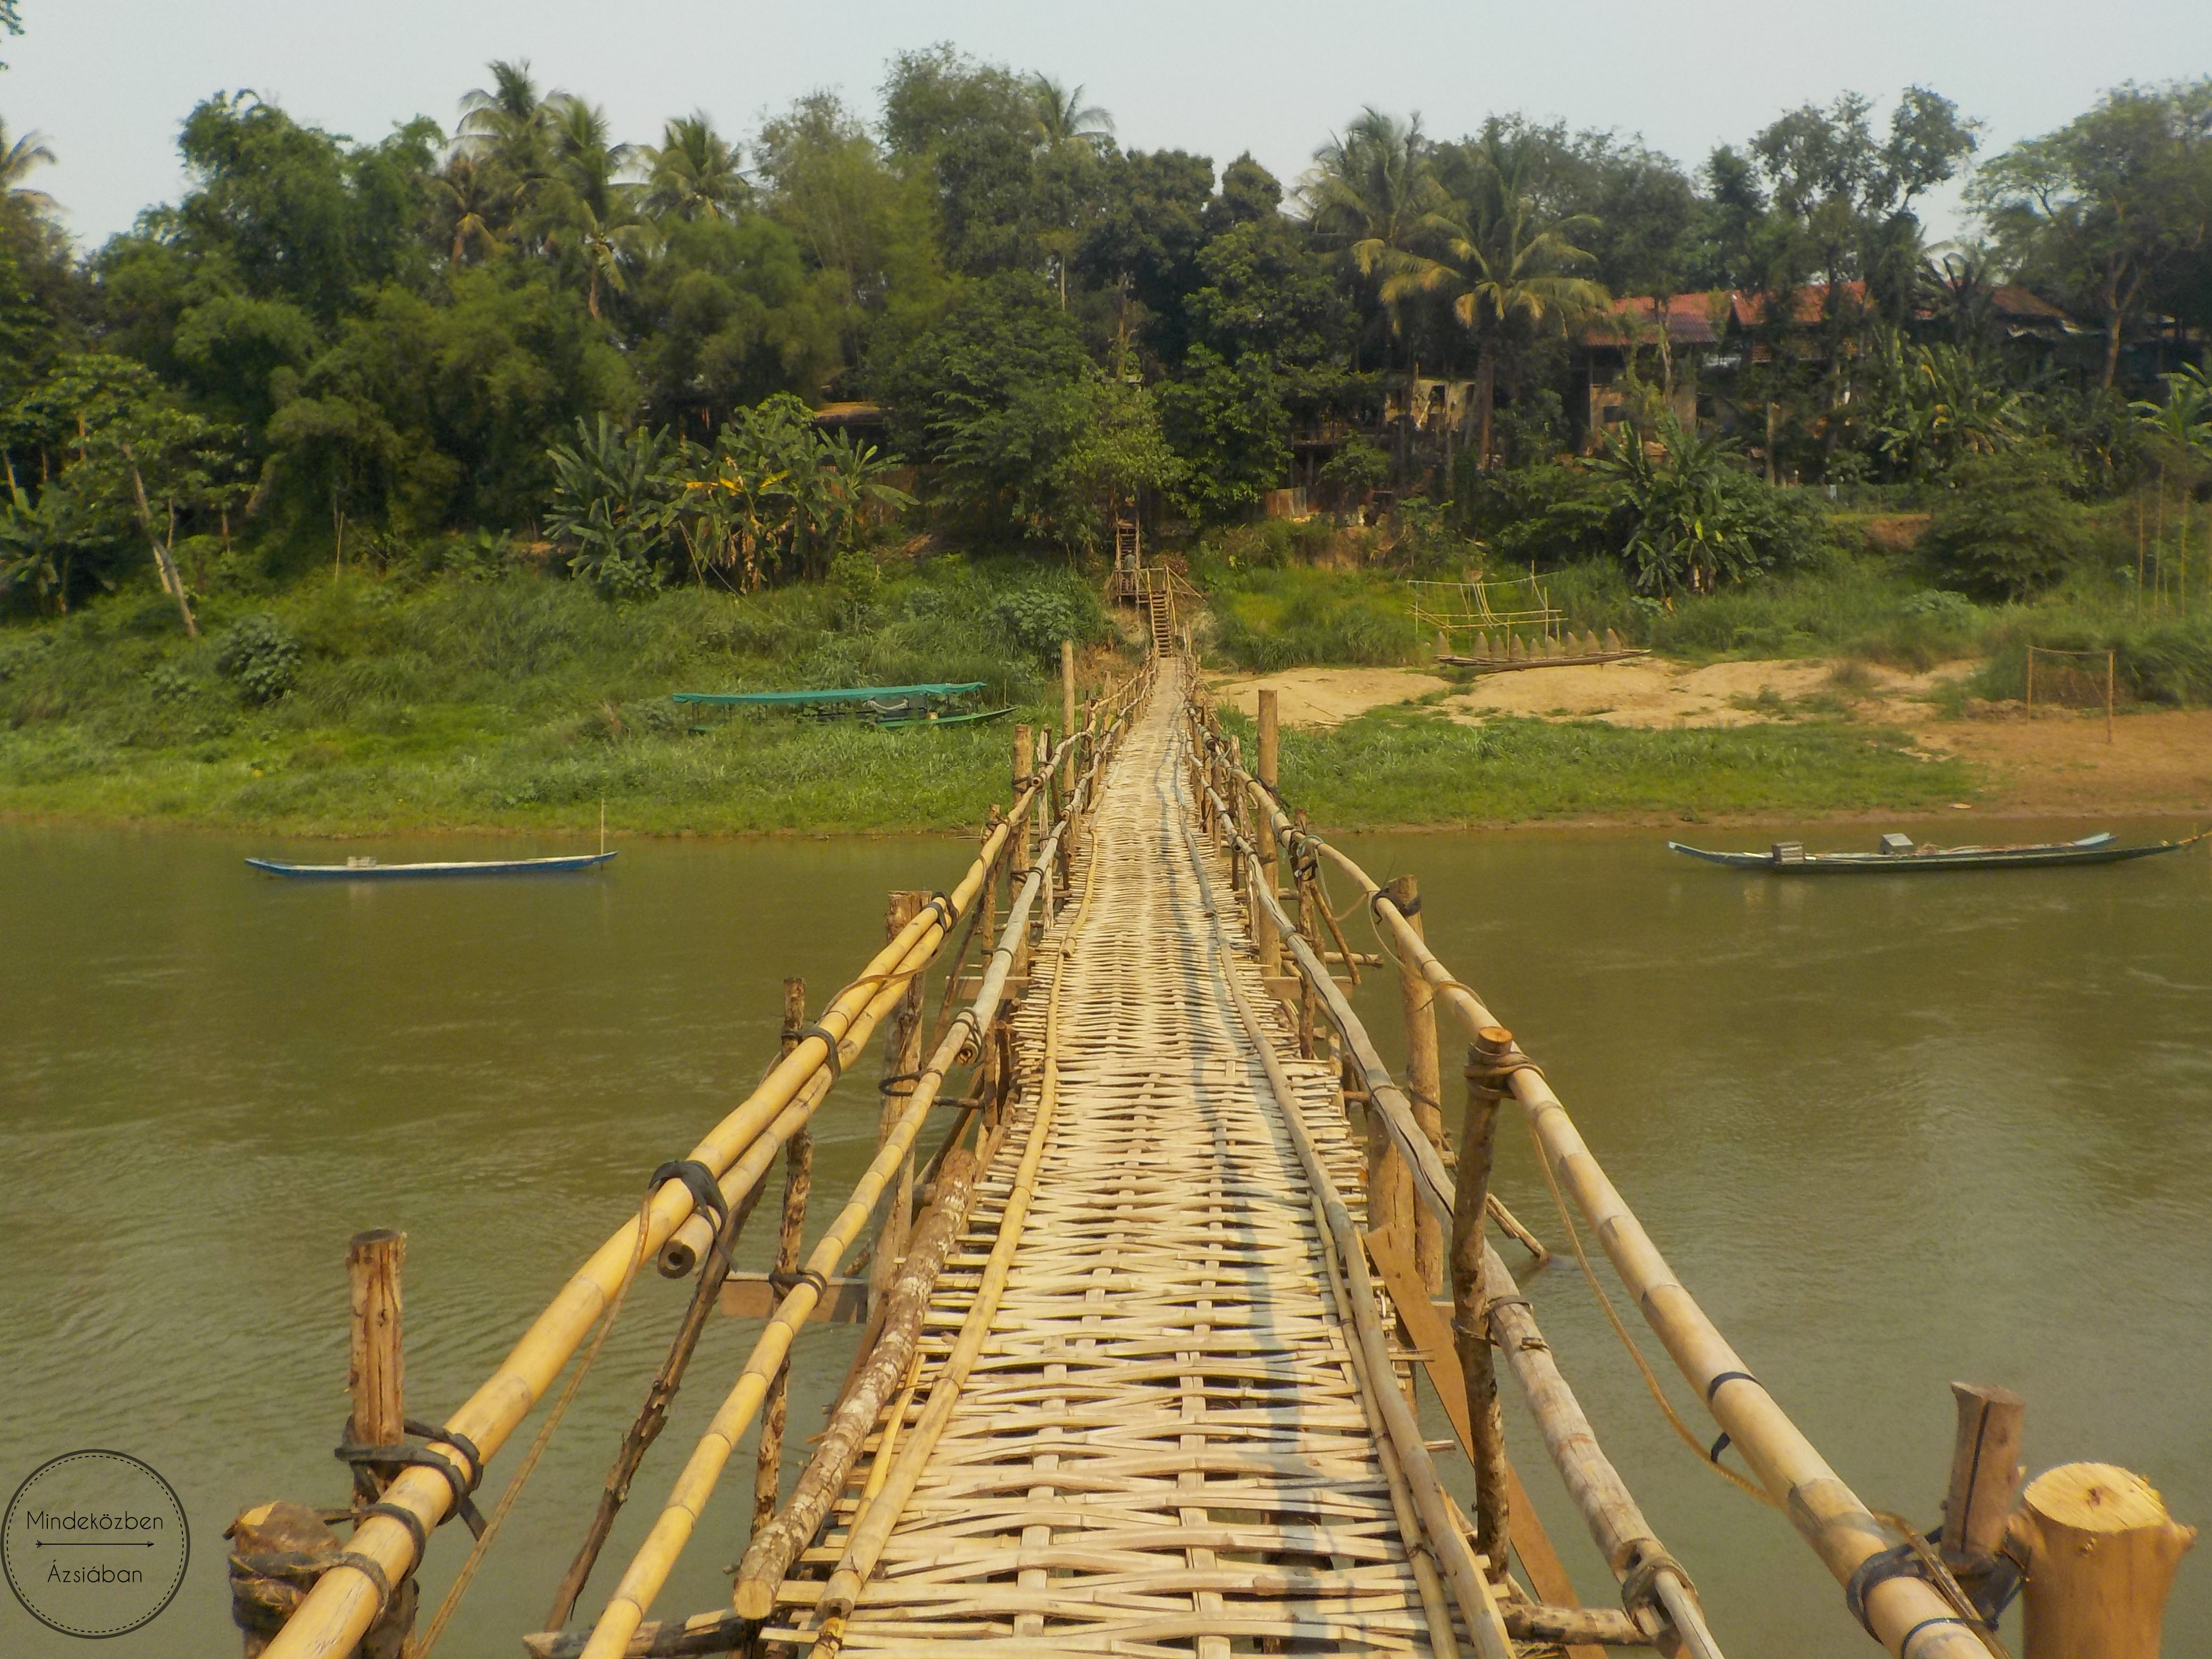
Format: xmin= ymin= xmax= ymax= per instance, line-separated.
xmin=1384 ymin=875 xmax=1444 ymax=1291
xmin=752 ymin=981 xmax=812 ymax=1538
xmin=1295 ymin=807 xmax=1318 ymax=1059
xmin=1227 ymin=735 xmax=1246 ymax=895
xmin=345 ymin=1230 xmax=406 ymax=1505
xmin=1010 ymin=726 xmax=1032 ymax=985
xmin=2026 ymin=646 xmax=2036 ymax=709
xmin=1256 ymin=689 xmax=1281 ymax=974
xmin=869 ymin=893 xmax=924 ymax=1318
xmin=1454 ymin=1034 xmax=1511 ymax=1581
xmin=2107 ymin=650 xmax=2116 ymax=744
xmin=2010 ymin=1464 xmax=2195 ymax=1659
xmin=1940 ymin=1382 xmax=2024 ymax=1572
xmin=1060 ymin=640 xmax=1077 ymax=792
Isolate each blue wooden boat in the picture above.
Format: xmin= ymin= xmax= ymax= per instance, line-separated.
xmin=246 ymin=852 xmax=617 ymax=880
xmin=1666 ymin=830 xmax=2201 ymax=874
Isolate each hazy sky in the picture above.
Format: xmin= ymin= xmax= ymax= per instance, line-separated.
xmin=5 ymin=0 xmax=2208 ymax=249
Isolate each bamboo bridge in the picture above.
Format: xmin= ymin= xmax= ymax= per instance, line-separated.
xmin=230 ymin=638 xmax=2193 ymax=1659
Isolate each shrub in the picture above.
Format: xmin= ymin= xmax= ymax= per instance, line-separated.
xmin=1923 ymin=448 xmax=2087 ymax=598
xmin=214 ymin=615 xmax=301 ymax=703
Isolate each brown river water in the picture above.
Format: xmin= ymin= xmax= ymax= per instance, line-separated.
xmin=2 ymin=819 xmax=2206 ymax=1656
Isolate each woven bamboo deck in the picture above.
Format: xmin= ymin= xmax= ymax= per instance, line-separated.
xmin=764 ymin=661 xmax=1456 ymax=1656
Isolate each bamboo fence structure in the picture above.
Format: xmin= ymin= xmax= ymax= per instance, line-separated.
xmin=253 ymin=664 xmax=1152 ymax=1659
xmin=1200 ymin=710 xmax=2002 ymax=1659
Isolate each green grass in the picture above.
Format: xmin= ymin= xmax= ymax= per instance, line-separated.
xmin=0 ymin=560 xmax=1122 ymax=834
xmin=1250 ymin=708 xmax=1974 ymax=827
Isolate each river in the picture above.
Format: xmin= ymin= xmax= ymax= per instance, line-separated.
xmin=2 ymin=820 xmax=2205 ymax=1656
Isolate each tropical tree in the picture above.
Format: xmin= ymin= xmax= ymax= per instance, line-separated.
xmin=1387 ymin=136 xmax=1606 ymax=467
xmin=643 ymin=114 xmax=749 ymax=221
xmin=1869 ymin=335 xmax=2025 ymax=480
xmin=544 ymin=414 xmax=681 ymax=594
xmin=1590 ymin=419 xmax=1813 ymax=596
xmin=1030 ymin=76 xmax=1113 ymax=150
xmin=1303 ymin=109 xmax=1450 ymax=356
xmin=430 ymin=152 xmax=507 ymax=264
xmin=538 ymin=96 xmax=642 ymax=319
xmin=457 ymin=58 xmax=552 ymax=191
xmin=1972 ymin=79 xmax=2212 ymax=387
xmin=0 ymin=120 xmax=55 ymax=210
xmin=2130 ymin=364 xmax=2212 ymax=461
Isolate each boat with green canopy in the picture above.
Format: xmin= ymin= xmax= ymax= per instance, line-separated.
xmin=672 ymin=683 xmax=1010 ymax=727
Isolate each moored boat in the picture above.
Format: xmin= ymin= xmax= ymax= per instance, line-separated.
xmin=1666 ymin=830 xmax=2202 ymax=873
xmin=246 ymin=851 xmax=617 ymax=880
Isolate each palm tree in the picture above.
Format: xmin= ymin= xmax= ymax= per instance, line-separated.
xmin=538 ymin=96 xmax=642 ymax=319
xmin=430 ymin=153 xmax=508 ymax=264
xmin=0 ymin=119 xmax=57 ymax=211
xmin=457 ymin=58 xmax=552 ymax=205
xmin=643 ymin=114 xmax=749 ymax=221
xmin=1030 ymin=75 xmax=1113 ymax=150
xmin=1303 ymin=110 xmax=1450 ymax=357
xmin=1385 ymin=136 xmax=1606 ymax=467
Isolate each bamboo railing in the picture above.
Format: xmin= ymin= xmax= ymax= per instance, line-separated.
xmin=573 ymin=675 xmax=1144 ymax=1659
xmin=256 ymin=659 xmax=1154 ymax=1659
xmin=1188 ymin=688 xmax=1995 ymax=1659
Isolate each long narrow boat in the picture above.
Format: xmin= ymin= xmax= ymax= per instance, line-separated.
xmin=671 ymin=682 xmax=985 ymax=708
xmin=1667 ymin=830 xmax=2201 ymax=873
xmin=246 ymin=852 xmax=617 ymax=880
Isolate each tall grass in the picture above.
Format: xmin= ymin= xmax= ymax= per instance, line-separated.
xmin=0 ymin=559 xmax=1127 ymax=833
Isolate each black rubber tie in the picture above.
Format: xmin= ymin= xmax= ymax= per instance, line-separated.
xmin=767 ymin=1267 xmax=829 ymax=1296
xmin=359 ymin=1501 xmax=428 ymax=1560
xmin=1708 ymin=1432 xmax=1733 ymax=1464
xmin=1901 ymin=1617 xmax=1980 ymax=1657
xmin=1844 ymin=1538 xmax=1936 ymax=1636
xmin=796 ymin=1023 xmax=843 ymax=1083
xmin=1705 ymin=1369 xmax=1759 ymax=1404
xmin=649 ymin=1158 xmax=727 ymax=1235
xmin=329 ymin=1550 xmax=392 ymax=1613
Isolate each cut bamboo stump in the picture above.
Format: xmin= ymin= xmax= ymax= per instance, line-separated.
xmin=1942 ymin=1381 xmax=2024 ymax=1570
xmin=344 ymin=1229 xmax=405 ymax=1503
xmin=2011 ymin=1463 xmax=2195 ymax=1659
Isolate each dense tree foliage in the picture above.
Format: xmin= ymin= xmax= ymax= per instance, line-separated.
xmin=0 ymin=48 xmax=2204 ymax=622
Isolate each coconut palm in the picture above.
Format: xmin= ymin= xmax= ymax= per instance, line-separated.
xmin=0 ymin=119 xmax=57 ymax=211
xmin=1385 ymin=136 xmax=1605 ymax=466
xmin=643 ymin=113 xmax=749 ymax=221
xmin=1303 ymin=110 xmax=1451 ymax=352
xmin=538 ymin=95 xmax=642 ymax=319
xmin=457 ymin=58 xmax=552 ymax=206
xmin=1030 ymin=75 xmax=1113 ymax=150
xmin=430 ymin=153 xmax=508 ymax=264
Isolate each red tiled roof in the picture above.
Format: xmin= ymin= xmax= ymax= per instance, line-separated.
xmin=1990 ymin=285 xmax=2068 ymax=320
xmin=1583 ymin=291 xmax=1729 ymax=346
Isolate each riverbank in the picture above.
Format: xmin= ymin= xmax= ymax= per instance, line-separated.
xmin=4 ymin=573 xmax=2205 ymax=836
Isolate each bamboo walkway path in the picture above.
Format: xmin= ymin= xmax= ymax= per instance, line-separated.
xmin=761 ymin=660 xmax=1460 ymax=1656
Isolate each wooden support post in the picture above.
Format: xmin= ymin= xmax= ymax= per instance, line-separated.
xmin=1010 ymin=727 xmax=1032 ymax=984
xmin=345 ymin=1229 xmax=406 ymax=1504
xmin=1257 ymin=689 xmax=1281 ymax=974
xmin=751 ymin=981 xmax=813 ymax=1539
xmin=1455 ymin=1036 xmax=1510 ymax=1581
xmin=870 ymin=894 xmax=924 ymax=1318
xmin=2011 ymin=1463 xmax=2195 ymax=1659
xmin=1060 ymin=640 xmax=1077 ymax=791
xmin=1941 ymin=1382 xmax=2025 ymax=1571
xmin=1295 ymin=809 xmax=1317 ymax=1059
xmin=1227 ymin=735 xmax=1246 ymax=895
xmin=1359 ymin=1052 xmax=1409 ymax=1246
xmin=1383 ymin=875 xmax=1444 ymax=1291
xmin=342 ymin=1229 xmax=415 ymax=1657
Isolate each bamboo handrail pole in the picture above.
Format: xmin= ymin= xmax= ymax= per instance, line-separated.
xmin=259 ymin=765 xmax=1078 ymax=1659
xmin=1190 ymin=740 xmax=1721 ymax=1655
xmin=1170 ymin=744 xmax=1511 ymax=1659
xmin=1227 ymin=769 xmax=1984 ymax=1659
xmin=574 ymin=715 xmax=1136 ymax=1659
xmin=806 ymin=793 xmax=1108 ymax=1659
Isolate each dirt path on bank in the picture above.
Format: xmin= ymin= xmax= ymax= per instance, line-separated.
xmin=1205 ymin=661 xmax=2212 ymax=818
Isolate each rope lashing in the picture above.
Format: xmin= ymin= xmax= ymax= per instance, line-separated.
xmin=1464 ymin=1031 xmax=1544 ymax=1104
xmin=332 ymin=1420 xmax=488 ymax=1538
xmin=326 ymin=1552 xmax=392 ymax=1615
xmin=648 ymin=1159 xmax=727 ymax=1236
xmin=1619 ymin=1544 xmax=1698 ymax=1626
xmin=358 ymin=1501 xmax=428 ymax=1559
xmin=794 ymin=1023 xmax=843 ymax=1084
xmin=766 ymin=1267 xmax=830 ymax=1296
